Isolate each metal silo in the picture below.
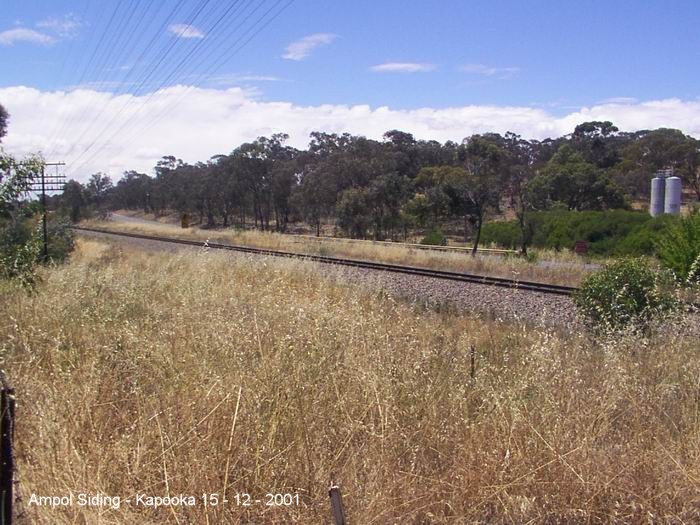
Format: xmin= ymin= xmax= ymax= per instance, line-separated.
xmin=664 ymin=176 xmax=682 ymax=215
xmin=650 ymin=177 xmax=665 ymax=217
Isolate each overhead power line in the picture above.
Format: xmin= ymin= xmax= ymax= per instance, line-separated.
xmin=44 ymin=0 xmax=124 ymax=158
xmin=66 ymin=0 xmax=234 ymax=173
xmin=52 ymin=0 xmax=197 ymax=161
xmin=67 ymin=0 xmax=293 ymax=179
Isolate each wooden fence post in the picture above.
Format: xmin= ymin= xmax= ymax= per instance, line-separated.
xmin=470 ymin=344 xmax=476 ymax=380
xmin=328 ymin=484 xmax=346 ymax=525
xmin=0 ymin=371 xmax=15 ymax=525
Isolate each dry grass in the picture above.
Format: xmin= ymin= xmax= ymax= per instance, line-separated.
xmin=86 ymin=218 xmax=594 ymax=287
xmin=2 ymin=238 xmax=699 ymax=523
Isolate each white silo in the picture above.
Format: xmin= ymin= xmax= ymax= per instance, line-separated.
xmin=664 ymin=176 xmax=682 ymax=215
xmin=650 ymin=177 xmax=665 ymax=217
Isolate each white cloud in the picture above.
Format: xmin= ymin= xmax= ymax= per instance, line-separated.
xmin=0 ymin=13 xmax=82 ymax=46
xmin=598 ymin=96 xmax=638 ymax=105
xmin=63 ymin=80 xmax=137 ymax=91
xmin=370 ymin=62 xmax=436 ymax=73
xmin=460 ymin=64 xmax=520 ymax=79
xmin=168 ymin=24 xmax=205 ymax=39
xmin=554 ymin=99 xmax=700 ymax=135
xmin=234 ymin=75 xmax=283 ymax=82
xmin=36 ymin=14 xmax=82 ymax=38
xmin=201 ymin=73 xmax=285 ymax=86
xmin=282 ymin=33 xmax=336 ymax=60
xmin=3 ymin=86 xmax=700 ymax=183
xmin=0 ymin=28 xmax=55 ymax=46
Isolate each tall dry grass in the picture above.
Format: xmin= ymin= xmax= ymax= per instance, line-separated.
xmin=1 ymin=238 xmax=698 ymax=523
xmin=86 ymin=218 xmax=594 ymax=286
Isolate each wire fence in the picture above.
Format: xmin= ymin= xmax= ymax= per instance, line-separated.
xmin=0 ymin=370 xmax=15 ymax=525
xmin=0 ymin=371 xmax=351 ymax=524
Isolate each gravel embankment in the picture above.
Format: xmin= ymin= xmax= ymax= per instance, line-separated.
xmin=322 ymin=263 xmax=579 ymax=328
xmin=76 ymin=229 xmax=583 ymax=328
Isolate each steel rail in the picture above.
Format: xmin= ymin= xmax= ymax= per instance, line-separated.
xmin=72 ymin=226 xmax=578 ymax=296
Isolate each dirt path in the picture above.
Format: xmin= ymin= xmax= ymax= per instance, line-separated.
xmin=111 ymin=213 xmax=179 ymax=228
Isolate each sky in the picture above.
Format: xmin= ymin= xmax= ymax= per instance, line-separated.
xmin=1 ymin=0 xmax=700 ymax=181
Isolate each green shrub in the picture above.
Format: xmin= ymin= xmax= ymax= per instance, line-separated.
xmin=46 ymin=219 xmax=75 ymax=263
xmin=574 ymin=258 xmax=677 ymax=331
xmin=420 ymin=230 xmax=447 ymax=246
xmin=480 ymin=221 xmax=521 ymax=249
xmin=0 ymin=220 xmax=42 ymax=288
xmin=614 ymin=214 xmax=676 ymax=257
xmin=482 ymin=210 xmax=671 ymax=257
xmin=655 ymin=212 xmax=700 ymax=285
xmin=0 ymin=216 xmax=75 ymax=289
xmin=523 ymin=250 xmax=539 ymax=264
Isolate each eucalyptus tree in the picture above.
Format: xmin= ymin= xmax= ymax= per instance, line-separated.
xmin=335 ymin=187 xmax=371 ymax=238
xmin=293 ymin=165 xmax=334 ymax=236
xmin=86 ymin=172 xmax=113 ymax=211
xmin=383 ymin=129 xmax=420 ymax=178
xmin=366 ymin=171 xmax=410 ymax=240
xmin=455 ymin=135 xmax=505 ymax=254
xmin=527 ymin=144 xmax=625 ymax=211
xmin=502 ymin=132 xmax=538 ymax=254
xmin=619 ymin=128 xmax=700 ymax=199
xmin=62 ymin=180 xmax=87 ymax=222
xmin=0 ymin=148 xmax=46 ymax=284
xmin=412 ymin=165 xmax=463 ymax=232
xmin=0 ymin=103 xmax=8 ymax=142
xmin=571 ymin=121 xmax=621 ymax=169
xmin=111 ymin=170 xmax=152 ymax=211
xmin=152 ymin=155 xmax=183 ymax=215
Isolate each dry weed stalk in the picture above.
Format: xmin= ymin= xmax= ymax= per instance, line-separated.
xmin=0 ymin=239 xmax=697 ymax=523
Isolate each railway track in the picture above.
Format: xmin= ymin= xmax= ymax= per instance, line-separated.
xmin=288 ymin=232 xmax=519 ymax=256
xmin=73 ymin=226 xmax=579 ymax=297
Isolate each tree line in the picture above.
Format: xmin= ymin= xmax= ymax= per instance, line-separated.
xmin=62 ymin=122 xmax=700 ymax=253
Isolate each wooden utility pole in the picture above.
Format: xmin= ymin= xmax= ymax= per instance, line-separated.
xmin=40 ymin=165 xmax=48 ymax=260
xmin=21 ymin=162 xmax=66 ymax=261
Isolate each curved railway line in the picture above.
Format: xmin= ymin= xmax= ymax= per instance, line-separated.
xmin=73 ymin=226 xmax=579 ymax=297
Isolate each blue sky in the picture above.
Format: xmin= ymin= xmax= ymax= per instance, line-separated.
xmin=3 ymin=1 xmax=699 ymax=111
xmin=1 ymin=1 xmax=700 ymax=179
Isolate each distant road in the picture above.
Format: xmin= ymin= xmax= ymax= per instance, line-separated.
xmin=111 ymin=213 xmax=170 ymax=224
xmin=111 ymin=213 xmax=178 ymax=228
